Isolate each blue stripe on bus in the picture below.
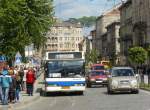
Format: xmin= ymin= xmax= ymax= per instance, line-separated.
xmin=47 ymin=81 xmax=85 ymax=86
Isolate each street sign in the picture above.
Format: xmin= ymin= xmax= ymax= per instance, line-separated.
xmin=15 ymin=52 xmax=22 ymax=65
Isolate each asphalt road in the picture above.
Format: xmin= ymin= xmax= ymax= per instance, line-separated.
xmin=16 ymin=87 xmax=150 ymax=110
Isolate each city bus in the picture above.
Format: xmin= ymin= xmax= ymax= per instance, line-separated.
xmin=44 ymin=51 xmax=86 ymax=95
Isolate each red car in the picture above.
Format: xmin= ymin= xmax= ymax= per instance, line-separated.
xmin=86 ymin=70 xmax=108 ymax=88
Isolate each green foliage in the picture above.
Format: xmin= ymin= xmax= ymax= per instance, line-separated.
xmin=0 ymin=0 xmax=54 ymax=61
xmin=68 ymin=16 xmax=97 ymax=27
xmin=128 ymin=47 xmax=148 ymax=64
xmin=85 ymin=49 xmax=99 ymax=64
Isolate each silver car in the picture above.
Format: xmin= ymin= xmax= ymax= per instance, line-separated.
xmin=107 ymin=67 xmax=139 ymax=94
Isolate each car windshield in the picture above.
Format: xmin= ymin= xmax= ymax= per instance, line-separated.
xmin=46 ymin=60 xmax=84 ymax=78
xmin=91 ymin=71 xmax=105 ymax=76
xmin=93 ymin=66 xmax=104 ymax=70
xmin=112 ymin=69 xmax=134 ymax=77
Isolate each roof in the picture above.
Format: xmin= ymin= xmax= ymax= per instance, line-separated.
xmin=96 ymin=3 xmax=121 ymax=21
xmin=112 ymin=67 xmax=133 ymax=70
xmin=119 ymin=0 xmax=132 ymax=10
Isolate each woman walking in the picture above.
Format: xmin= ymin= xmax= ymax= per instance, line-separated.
xmin=15 ymin=72 xmax=21 ymax=102
xmin=26 ymin=68 xmax=36 ymax=96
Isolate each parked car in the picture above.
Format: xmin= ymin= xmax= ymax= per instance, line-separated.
xmin=107 ymin=67 xmax=139 ymax=94
xmin=86 ymin=70 xmax=108 ymax=87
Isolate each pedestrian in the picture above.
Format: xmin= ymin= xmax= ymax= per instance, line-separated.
xmin=0 ymin=68 xmax=12 ymax=105
xmin=15 ymin=72 xmax=21 ymax=102
xmin=147 ymin=67 xmax=150 ymax=85
xmin=0 ymin=71 xmax=2 ymax=103
xmin=18 ymin=67 xmax=24 ymax=91
xmin=26 ymin=67 xmax=36 ymax=96
xmin=23 ymin=67 xmax=28 ymax=91
xmin=8 ymin=67 xmax=17 ymax=103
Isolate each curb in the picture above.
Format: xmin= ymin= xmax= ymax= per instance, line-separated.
xmin=0 ymin=71 xmax=44 ymax=109
xmin=140 ymin=87 xmax=150 ymax=92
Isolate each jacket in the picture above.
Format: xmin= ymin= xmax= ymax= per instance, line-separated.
xmin=0 ymin=75 xmax=12 ymax=88
xmin=26 ymin=70 xmax=36 ymax=84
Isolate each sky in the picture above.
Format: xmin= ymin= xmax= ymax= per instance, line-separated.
xmin=54 ymin=0 xmax=122 ymax=20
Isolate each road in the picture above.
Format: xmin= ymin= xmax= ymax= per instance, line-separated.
xmin=16 ymin=87 xmax=150 ymax=110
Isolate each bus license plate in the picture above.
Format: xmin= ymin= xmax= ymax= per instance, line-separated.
xmin=62 ymin=87 xmax=70 ymax=89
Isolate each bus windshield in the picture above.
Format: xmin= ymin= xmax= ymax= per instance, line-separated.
xmin=46 ymin=60 xmax=84 ymax=78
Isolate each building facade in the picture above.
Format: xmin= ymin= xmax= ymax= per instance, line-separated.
xmin=119 ymin=0 xmax=133 ymax=65
xmin=95 ymin=6 xmax=120 ymax=57
xmin=45 ymin=21 xmax=83 ymax=52
xmin=90 ymin=29 xmax=96 ymax=49
xmin=132 ymin=0 xmax=150 ymax=47
xmin=106 ymin=22 xmax=121 ymax=65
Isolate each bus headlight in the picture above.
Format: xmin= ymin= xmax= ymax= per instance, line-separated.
xmin=74 ymin=84 xmax=84 ymax=86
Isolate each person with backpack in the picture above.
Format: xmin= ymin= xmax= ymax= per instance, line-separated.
xmin=26 ymin=67 xmax=36 ymax=96
xmin=0 ymin=68 xmax=12 ymax=105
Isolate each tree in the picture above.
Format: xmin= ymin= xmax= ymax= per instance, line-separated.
xmin=0 ymin=0 xmax=54 ymax=61
xmin=85 ymin=49 xmax=99 ymax=64
xmin=128 ymin=46 xmax=148 ymax=65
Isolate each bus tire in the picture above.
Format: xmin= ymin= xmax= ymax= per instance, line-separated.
xmin=78 ymin=91 xmax=84 ymax=95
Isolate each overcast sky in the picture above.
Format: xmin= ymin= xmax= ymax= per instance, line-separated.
xmin=54 ymin=0 xmax=122 ymax=20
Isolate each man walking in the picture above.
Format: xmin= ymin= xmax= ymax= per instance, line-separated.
xmin=0 ymin=68 xmax=12 ymax=105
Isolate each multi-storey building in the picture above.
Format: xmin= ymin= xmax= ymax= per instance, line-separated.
xmin=106 ymin=21 xmax=120 ymax=65
xmin=45 ymin=20 xmax=83 ymax=52
xmin=95 ymin=5 xmax=120 ymax=57
xmin=132 ymin=0 xmax=150 ymax=47
xmin=119 ymin=0 xmax=133 ymax=65
xmin=90 ymin=29 xmax=96 ymax=49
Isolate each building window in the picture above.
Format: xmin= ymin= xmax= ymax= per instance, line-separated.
xmin=59 ymin=37 xmax=62 ymax=41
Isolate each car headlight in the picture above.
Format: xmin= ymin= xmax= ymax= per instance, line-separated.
xmin=131 ymin=80 xmax=138 ymax=86
xmin=103 ymin=78 xmax=107 ymax=81
xmin=111 ymin=80 xmax=118 ymax=87
xmin=90 ymin=79 xmax=95 ymax=81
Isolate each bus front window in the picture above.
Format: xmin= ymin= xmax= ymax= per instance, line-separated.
xmin=47 ymin=60 xmax=84 ymax=78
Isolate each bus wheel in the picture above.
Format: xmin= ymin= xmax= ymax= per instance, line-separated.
xmin=87 ymin=83 xmax=91 ymax=88
xmin=77 ymin=91 xmax=84 ymax=95
xmin=41 ymin=89 xmax=48 ymax=96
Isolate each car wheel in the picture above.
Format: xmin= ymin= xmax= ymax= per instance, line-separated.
xmin=132 ymin=90 xmax=139 ymax=94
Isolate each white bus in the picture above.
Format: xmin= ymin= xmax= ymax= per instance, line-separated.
xmin=44 ymin=51 xmax=86 ymax=95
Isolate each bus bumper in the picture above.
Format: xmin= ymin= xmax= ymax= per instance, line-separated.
xmin=45 ymin=86 xmax=86 ymax=92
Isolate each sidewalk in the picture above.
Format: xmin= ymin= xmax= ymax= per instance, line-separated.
xmin=0 ymin=70 xmax=44 ymax=109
